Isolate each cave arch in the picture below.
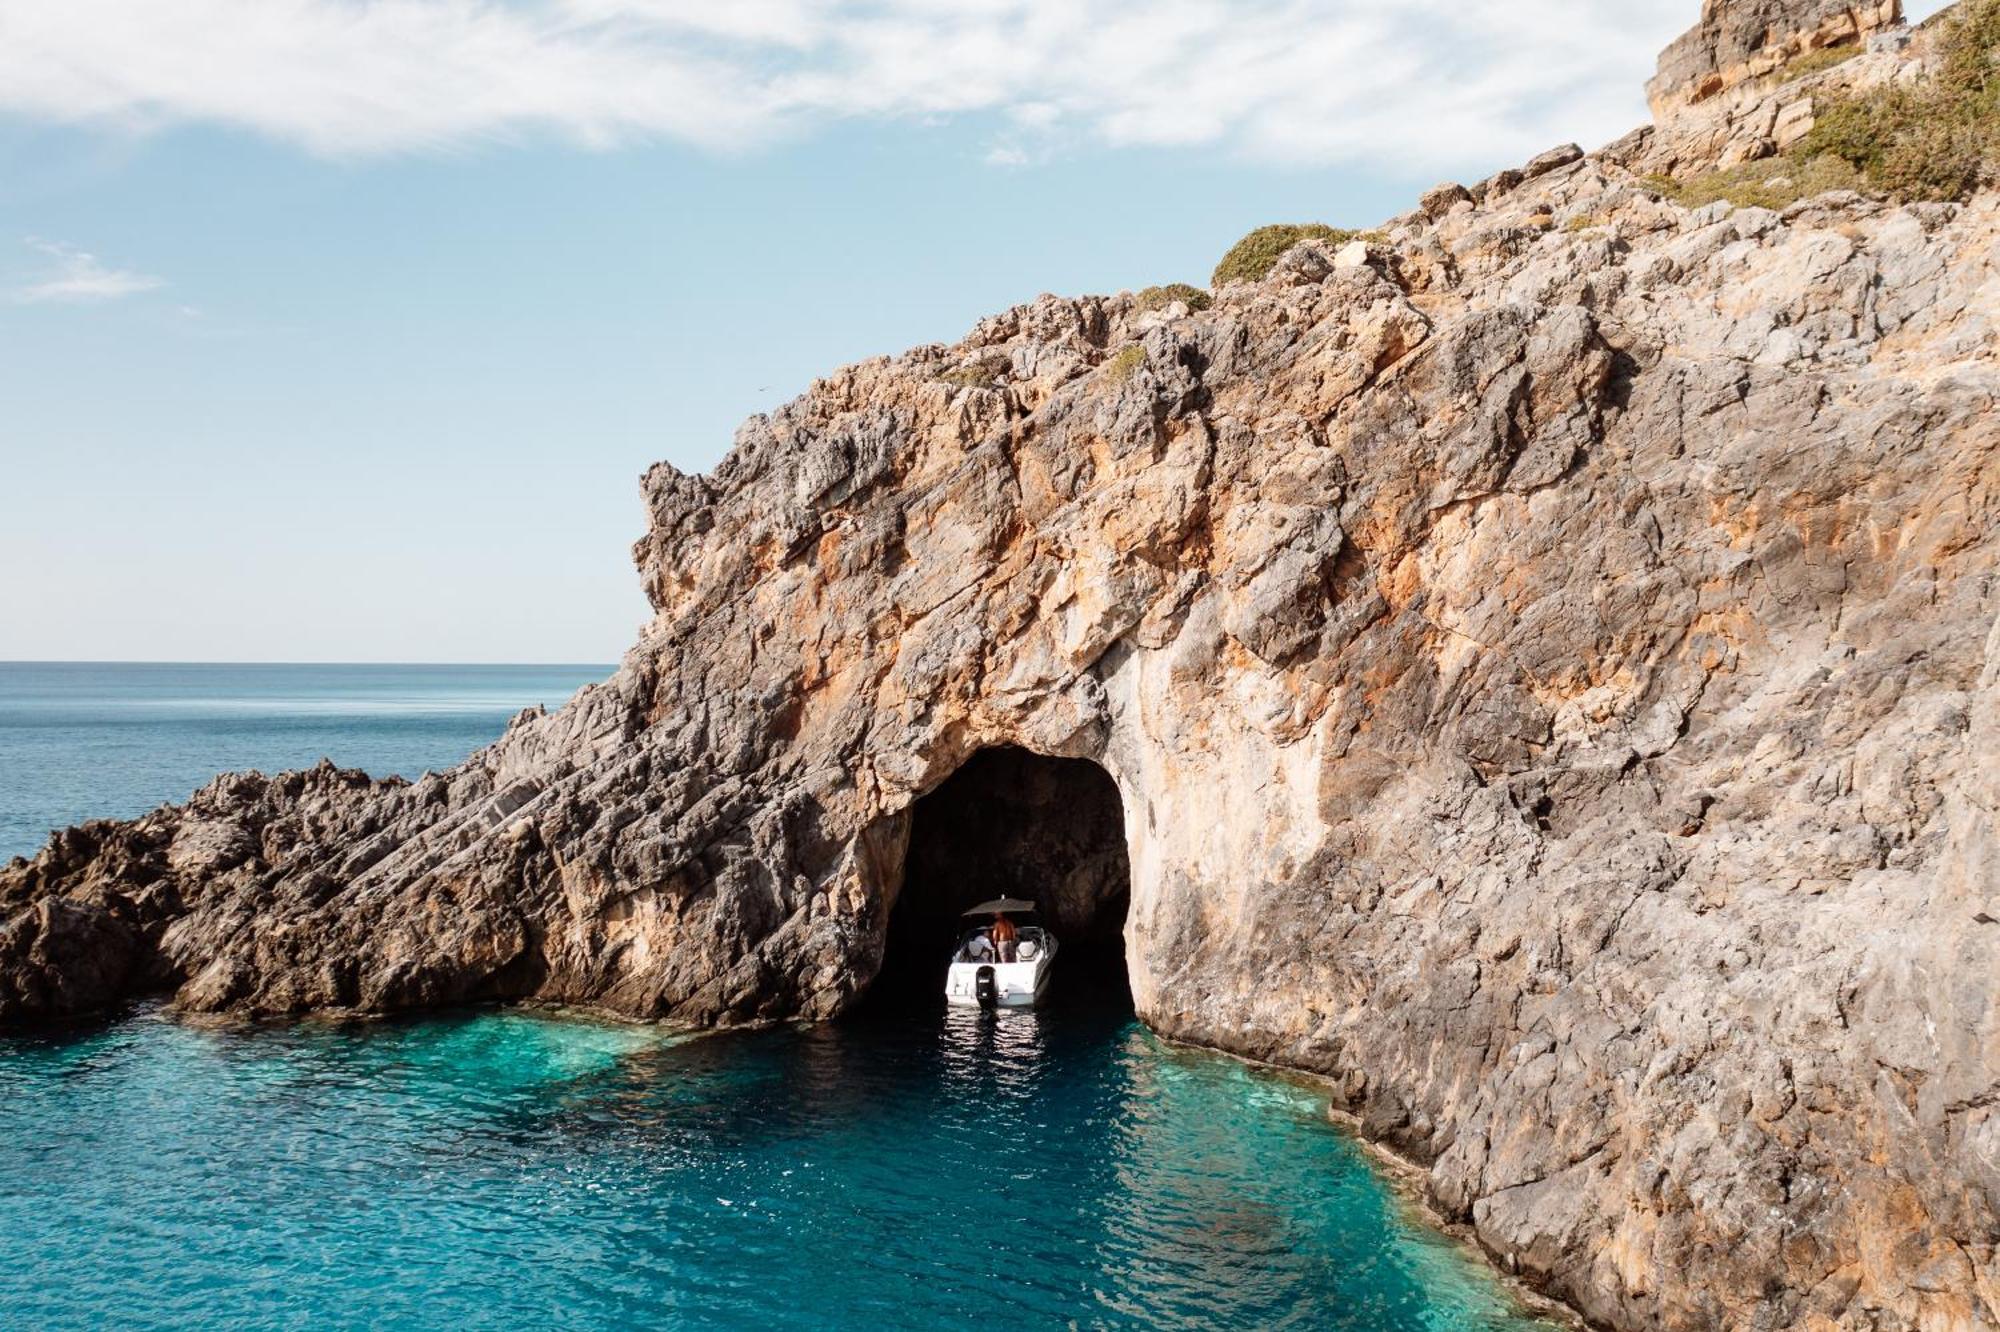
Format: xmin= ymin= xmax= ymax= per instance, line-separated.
xmin=867 ymin=746 xmax=1134 ymax=1010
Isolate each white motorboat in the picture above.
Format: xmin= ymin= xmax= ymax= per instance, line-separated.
xmin=945 ymin=897 xmax=1057 ymax=1009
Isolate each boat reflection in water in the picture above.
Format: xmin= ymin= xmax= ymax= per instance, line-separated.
xmin=939 ymin=999 xmax=1052 ymax=1083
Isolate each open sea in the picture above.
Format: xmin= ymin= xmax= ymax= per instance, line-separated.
xmin=0 ymin=663 xmax=1561 ymax=1330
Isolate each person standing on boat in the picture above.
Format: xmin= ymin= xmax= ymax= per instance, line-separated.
xmin=990 ymin=911 xmax=1019 ymax=963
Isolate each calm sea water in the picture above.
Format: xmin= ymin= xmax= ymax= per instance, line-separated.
xmin=0 ymin=662 xmax=610 ymax=862
xmin=0 ymin=664 xmax=1560 ymax=1330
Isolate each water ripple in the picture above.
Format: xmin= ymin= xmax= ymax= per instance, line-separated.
xmin=0 ymin=1004 xmax=1559 ymax=1331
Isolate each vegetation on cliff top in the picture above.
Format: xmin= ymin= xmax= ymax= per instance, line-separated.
xmin=1799 ymin=0 xmax=1999 ymax=200
xmin=1211 ymin=224 xmax=1360 ymax=285
xmin=1647 ymin=154 xmax=1866 ymax=210
xmin=1771 ymin=42 xmax=1865 ymax=83
xmin=1133 ymin=283 xmax=1213 ymax=312
xmin=1659 ymin=0 xmax=1999 ymax=208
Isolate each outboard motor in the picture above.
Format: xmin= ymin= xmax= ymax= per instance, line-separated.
xmin=974 ymin=965 xmax=998 ymax=1009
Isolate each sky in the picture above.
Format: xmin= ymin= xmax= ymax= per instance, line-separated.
xmin=0 ymin=0 xmax=1952 ymax=663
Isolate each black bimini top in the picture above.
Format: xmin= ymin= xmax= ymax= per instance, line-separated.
xmin=961 ymin=897 xmax=1037 ymax=917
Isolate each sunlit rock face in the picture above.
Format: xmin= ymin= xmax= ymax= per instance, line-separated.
xmin=1630 ymin=0 xmax=1945 ymax=179
xmin=1646 ymin=0 xmax=1904 ymax=119
xmin=5 ymin=3 xmax=2000 ymax=1327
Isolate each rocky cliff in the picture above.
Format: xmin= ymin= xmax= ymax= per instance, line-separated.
xmin=1647 ymin=0 xmax=1903 ymax=118
xmin=5 ymin=3 xmax=1999 ymax=1328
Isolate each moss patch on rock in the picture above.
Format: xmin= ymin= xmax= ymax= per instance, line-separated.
xmin=1104 ymin=345 xmax=1147 ymax=380
xmin=939 ymin=364 xmax=1002 ymax=391
xmin=1773 ymin=42 xmax=1864 ymax=83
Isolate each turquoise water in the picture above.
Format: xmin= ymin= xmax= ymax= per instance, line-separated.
xmin=0 ymin=662 xmax=609 ymax=861
xmin=0 ymin=1005 xmax=1555 ymax=1330
xmin=0 ymin=664 xmax=1561 ymax=1329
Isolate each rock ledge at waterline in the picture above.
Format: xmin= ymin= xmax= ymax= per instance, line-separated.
xmin=5 ymin=2 xmax=1998 ymax=1327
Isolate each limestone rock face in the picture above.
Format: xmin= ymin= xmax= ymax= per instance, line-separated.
xmin=1627 ymin=6 xmax=1945 ymax=180
xmin=1647 ymin=0 xmax=1904 ymax=118
xmin=6 ymin=5 xmax=2000 ymax=1329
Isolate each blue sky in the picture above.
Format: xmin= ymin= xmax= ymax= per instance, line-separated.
xmin=0 ymin=0 xmax=1946 ymax=663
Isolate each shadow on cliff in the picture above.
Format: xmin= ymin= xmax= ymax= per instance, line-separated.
xmin=855 ymin=747 xmax=1134 ymax=1018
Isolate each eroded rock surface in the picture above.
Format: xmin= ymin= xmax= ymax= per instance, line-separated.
xmin=5 ymin=4 xmax=2000 ymax=1329
xmin=1648 ymin=0 xmax=1904 ymax=118
xmin=1629 ymin=2 xmax=1947 ymax=179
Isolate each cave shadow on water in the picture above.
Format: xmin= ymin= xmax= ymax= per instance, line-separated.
xmin=853 ymin=746 xmax=1135 ymax=1023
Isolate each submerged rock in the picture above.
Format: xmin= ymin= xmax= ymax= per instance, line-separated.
xmin=5 ymin=1 xmax=2000 ymax=1327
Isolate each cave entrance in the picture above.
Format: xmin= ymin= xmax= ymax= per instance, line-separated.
xmin=867 ymin=747 xmax=1133 ymax=1014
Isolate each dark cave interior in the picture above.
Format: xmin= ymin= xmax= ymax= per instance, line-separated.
xmin=863 ymin=747 xmax=1133 ymax=1012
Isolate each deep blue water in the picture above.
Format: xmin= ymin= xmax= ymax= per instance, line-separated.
xmin=0 ymin=662 xmax=609 ymax=862
xmin=0 ymin=664 xmax=1560 ymax=1330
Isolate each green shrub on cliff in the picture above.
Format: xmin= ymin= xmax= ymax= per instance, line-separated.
xmin=1104 ymin=345 xmax=1147 ymax=380
xmin=939 ymin=362 xmax=1002 ymax=390
xmin=1793 ymin=0 xmax=1999 ymax=201
xmin=1211 ymin=224 xmax=1358 ymax=286
xmin=1773 ymin=42 xmax=1863 ymax=83
xmin=1134 ymin=283 xmax=1213 ymax=312
xmin=1796 ymin=89 xmax=1988 ymax=200
xmin=1654 ymin=153 xmax=1864 ymax=210
xmin=1657 ymin=0 xmax=1999 ymax=208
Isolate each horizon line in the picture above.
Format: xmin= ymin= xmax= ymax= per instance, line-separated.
xmin=0 ymin=659 xmax=620 ymax=668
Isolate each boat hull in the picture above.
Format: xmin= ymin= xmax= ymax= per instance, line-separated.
xmin=944 ymin=955 xmax=1053 ymax=1008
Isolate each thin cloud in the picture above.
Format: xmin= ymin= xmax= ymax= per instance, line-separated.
xmin=0 ymin=0 xmax=1695 ymax=171
xmin=13 ymin=238 xmax=163 ymax=304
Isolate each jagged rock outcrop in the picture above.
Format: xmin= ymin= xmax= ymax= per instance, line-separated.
xmin=5 ymin=3 xmax=1999 ymax=1329
xmin=1634 ymin=0 xmax=1948 ymax=179
xmin=1648 ymin=0 xmax=1904 ymax=118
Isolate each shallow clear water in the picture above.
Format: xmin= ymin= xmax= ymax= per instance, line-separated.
xmin=0 ymin=662 xmax=609 ymax=860
xmin=0 ymin=1004 xmax=1557 ymax=1330
xmin=0 ymin=663 xmax=1561 ymax=1329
